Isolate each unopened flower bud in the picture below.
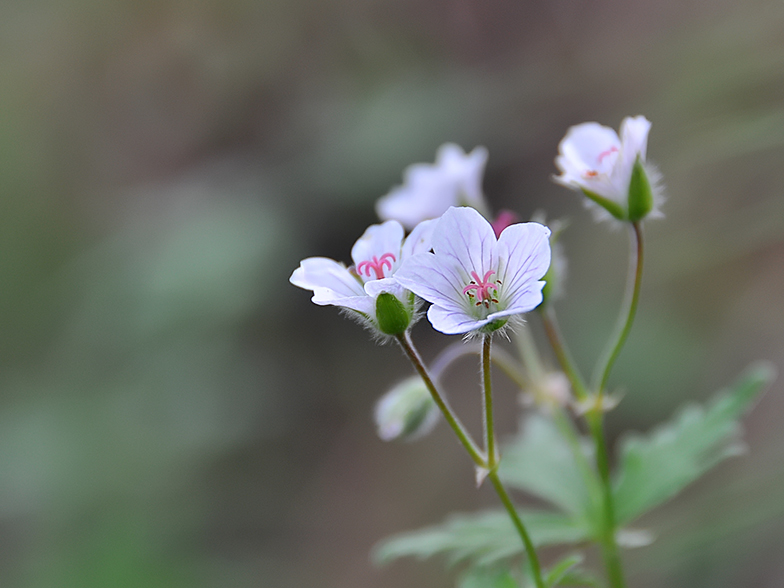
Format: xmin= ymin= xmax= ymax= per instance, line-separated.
xmin=374 ymin=376 xmax=439 ymax=442
xmin=375 ymin=292 xmax=412 ymax=336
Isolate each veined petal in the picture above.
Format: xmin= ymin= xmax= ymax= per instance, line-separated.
xmin=431 ymin=207 xmax=497 ymax=281
xmin=428 ymin=304 xmax=491 ymax=335
xmin=493 ymin=281 xmax=546 ymax=318
xmin=364 ymin=277 xmax=406 ymax=301
xmin=395 ymin=252 xmax=466 ymax=308
xmin=290 ymin=257 xmax=374 ymax=315
xmin=351 ymin=221 xmax=405 ymax=273
xmin=291 ymin=257 xmax=365 ymax=297
xmin=496 ymin=222 xmax=551 ymax=298
xmin=401 ymin=218 xmax=436 ymax=260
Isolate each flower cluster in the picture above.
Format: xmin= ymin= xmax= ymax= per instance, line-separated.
xmin=293 ymin=117 xmax=661 ymax=337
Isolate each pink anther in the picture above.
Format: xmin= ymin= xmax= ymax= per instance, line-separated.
xmin=357 ymin=253 xmax=396 ymax=280
xmin=463 ymin=270 xmax=501 ymax=308
xmin=597 ymin=146 xmax=619 ymax=164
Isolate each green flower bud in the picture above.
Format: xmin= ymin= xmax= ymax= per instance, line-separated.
xmin=375 ymin=292 xmax=411 ymax=335
xmin=374 ymin=376 xmax=439 ymax=441
xmin=627 ymin=156 xmax=654 ymax=222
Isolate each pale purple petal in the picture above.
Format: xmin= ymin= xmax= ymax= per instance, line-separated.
xmin=364 ymin=277 xmax=406 ymax=301
xmin=620 ymin=116 xmax=651 ymax=163
xmin=428 ymin=304 xmax=490 ymax=335
xmin=431 ymin=207 xmax=497 ymax=282
xmin=491 ymin=281 xmax=546 ymax=318
xmin=351 ymin=221 xmax=405 ymax=280
xmin=558 ymin=123 xmax=620 ymax=173
xmin=496 ymin=222 xmax=551 ymax=298
xmin=395 ymin=252 xmax=466 ymax=308
xmin=376 ymin=144 xmax=489 ymax=229
xmin=401 ymin=219 xmax=436 ymax=260
xmin=290 ymin=257 xmax=374 ymax=314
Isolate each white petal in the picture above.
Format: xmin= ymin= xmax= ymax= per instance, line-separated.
xmin=431 ymin=207 xmax=497 ymax=283
xmin=428 ymin=304 xmax=489 ymax=335
xmin=290 ymin=257 xmax=374 ymax=315
xmin=490 ymin=281 xmax=546 ymax=320
xmin=558 ymin=122 xmax=621 ymax=175
xmin=436 ymin=143 xmax=488 ymax=208
xmin=620 ymin=116 xmax=651 ymax=163
xmin=376 ymin=180 xmax=450 ymax=229
xmin=395 ymin=252 xmax=466 ymax=308
xmin=401 ymin=219 xmax=436 ymax=259
xmin=376 ymin=144 xmax=489 ymax=229
xmin=496 ymin=222 xmax=551 ymax=299
xmin=351 ymin=221 xmax=405 ymax=279
xmin=364 ymin=277 xmax=406 ymax=301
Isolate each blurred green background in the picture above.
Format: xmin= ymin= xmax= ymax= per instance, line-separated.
xmin=1 ymin=0 xmax=783 ymax=586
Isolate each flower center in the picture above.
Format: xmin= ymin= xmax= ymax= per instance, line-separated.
xmin=584 ymin=146 xmax=619 ymax=178
xmin=463 ymin=270 xmax=501 ymax=308
xmin=357 ymin=253 xmax=396 ymax=280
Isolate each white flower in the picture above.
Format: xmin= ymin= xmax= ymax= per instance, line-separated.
xmin=290 ymin=219 xmax=435 ymax=335
xmin=395 ymin=207 xmax=551 ymax=335
xmin=376 ymin=143 xmax=489 ymax=229
xmin=554 ymin=116 xmax=663 ymax=222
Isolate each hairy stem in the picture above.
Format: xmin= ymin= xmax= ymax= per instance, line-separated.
xmin=482 ymin=334 xmax=496 ymax=469
xmin=593 ymin=221 xmax=645 ymax=395
xmin=488 ymin=471 xmax=546 ymax=588
xmin=395 ymin=332 xmax=485 ymax=467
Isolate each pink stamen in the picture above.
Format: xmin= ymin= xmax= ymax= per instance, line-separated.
xmin=597 ymin=145 xmax=619 ymax=164
xmin=357 ymin=253 xmax=396 ymax=280
xmin=462 ymin=270 xmax=501 ymax=308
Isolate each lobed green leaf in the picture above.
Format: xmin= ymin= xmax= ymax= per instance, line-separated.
xmin=498 ymin=413 xmax=600 ymax=524
xmin=374 ymin=509 xmax=591 ymax=569
xmin=612 ymin=362 xmax=775 ymax=524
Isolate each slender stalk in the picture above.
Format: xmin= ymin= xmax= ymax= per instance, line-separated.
xmin=586 ymin=411 xmax=626 ymax=588
xmin=395 ymin=332 xmax=485 ymax=467
xmin=539 ymin=222 xmax=645 ymax=588
xmin=482 ymin=334 xmax=497 ymax=468
xmin=398 ymin=331 xmax=545 ymax=588
xmin=488 ymin=471 xmax=546 ymax=588
xmin=593 ymin=222 xmax=645 ymax=394
xmin=430 ymin=342 xmax=527 ymax=390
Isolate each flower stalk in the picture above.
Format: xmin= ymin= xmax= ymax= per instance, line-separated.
xmin=592 ymin=221 xmax=645 ymax=394
xmin=396 ymin=330 xmax=546 ymax=588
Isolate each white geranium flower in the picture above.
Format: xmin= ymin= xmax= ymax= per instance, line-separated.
xmin=376 ymin=143 xmax=489 ymax=229
xmin=554 ymin=116 xmax=663 ymax=222
xmin=290 ymin=219 xmax=435 ymax=335
xmin=395 ymin=207 xmax=551 ymax=335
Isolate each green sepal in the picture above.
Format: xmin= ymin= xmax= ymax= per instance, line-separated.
xmin=627 ymin=156 xmax=654 ymax=222
xmin=580 ymin=188 xmax=626 ymax=220
xmin=375 ymin=292 xmax=410 ymax=335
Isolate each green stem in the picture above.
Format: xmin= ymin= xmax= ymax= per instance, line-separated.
xmin=482 ymin=334 xmax=545 ymax=588
xmin=488 ymin=471 xmax=546 ymax=588
xmin=430 ymin=342 xmax=527 ymax=390
xmin=586 ymin=411 xmax=626 ymax=588
xmin=395 ymin=332 xmax=485 ymax=467
xmin=482 ymin=334 xmax=497 ymax=469
xmin=593 ymin=222 xmax=645 ymax=394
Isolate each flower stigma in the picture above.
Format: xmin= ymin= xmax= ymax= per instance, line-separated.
xmin=463 ymin=270 xmax=501 ymax=308
xmin=357 ymin=253 xmax=397 ymax=280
